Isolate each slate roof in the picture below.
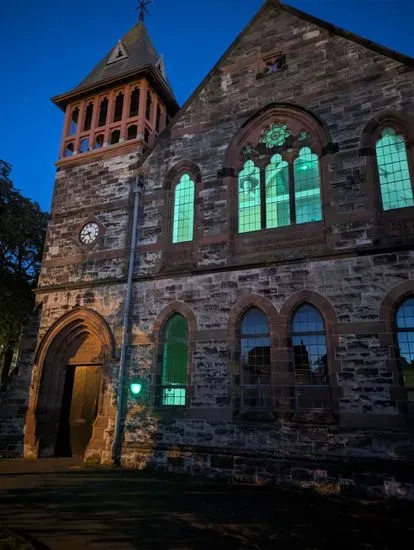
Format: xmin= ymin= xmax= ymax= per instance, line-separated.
xmin=76 ymin=21 xmax=161 ymax=90
xmin=52 ymin=21 xmax=177 ymax=109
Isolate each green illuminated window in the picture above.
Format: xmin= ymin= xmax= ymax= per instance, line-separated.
xmin=376 ymin=128 xmax=413 ymax=211
xmin=238 ymin=160 xmax=261 ymax=233
xmin=266 ymin=154 xmax=290 ymax=228
xmin=293 ymin=147 xmax=322 ymax=223
xmin=172 ymin=174 xmax=195 ymax=243
xmin=161 ymin=314 xmax=188 ymax=406
xmin=238 ymin=147 xmax=322 ymax=233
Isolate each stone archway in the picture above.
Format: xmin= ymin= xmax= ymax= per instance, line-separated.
xmin=24 ymin=308 xmax=116 ymax=462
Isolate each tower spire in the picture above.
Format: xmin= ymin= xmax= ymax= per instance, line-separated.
xmin=137 ymin=0 xmax=152 ymax=22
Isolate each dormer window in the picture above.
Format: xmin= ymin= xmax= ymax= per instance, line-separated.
xmin=106 ymin=40 xmax=128 ymax=65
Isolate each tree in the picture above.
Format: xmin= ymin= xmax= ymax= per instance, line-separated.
xmin=0 ymin=160 xmax=48 ymax=383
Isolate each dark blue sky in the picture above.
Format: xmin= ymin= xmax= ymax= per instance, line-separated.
xmin=1 ymin=0 xmax=413 ymax=211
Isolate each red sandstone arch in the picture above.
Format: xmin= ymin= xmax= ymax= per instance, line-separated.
xmin=24 ymin=307 xmax=116 ymax=460
xmin=224 ymin=102 xmax=331 ymax=172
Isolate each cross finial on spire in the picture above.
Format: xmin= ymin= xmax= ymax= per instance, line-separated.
xmin=137 ymin=0 xmax=152 ymax=22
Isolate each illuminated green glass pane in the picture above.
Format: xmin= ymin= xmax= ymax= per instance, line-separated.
xmin=162 ymin=314 xmax=188 ymax=406
xmin=162 ymin=388 xmax=186 ymax=406
xmin=172 ymin=173 xmax=195 ymax=243
xmin=265 ymin=154 xmax=290 ymax=228
xmin=238 ymin=160 xmax=261 ymax=233
xmin=293 ymin=147 xmax=322 ymax=224
xmin=376 ymin=128 xmax=413 ymax=211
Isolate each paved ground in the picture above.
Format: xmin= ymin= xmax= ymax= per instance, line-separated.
xmin=1 ymin=459 xmax=413 ymax=550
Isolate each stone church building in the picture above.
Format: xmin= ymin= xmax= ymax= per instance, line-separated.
xmin=1 ymin=0 xmax=414 ymax=496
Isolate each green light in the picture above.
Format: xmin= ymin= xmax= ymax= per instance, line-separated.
xmin=130 ymin=383 xmax=142 ymax=395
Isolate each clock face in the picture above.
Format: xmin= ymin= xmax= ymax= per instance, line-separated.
xmin=79 ymin=222 xmax=99 ymax=245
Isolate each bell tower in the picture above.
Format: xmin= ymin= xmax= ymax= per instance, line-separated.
xmin=52 ymin=18 xmax=178 ymax=161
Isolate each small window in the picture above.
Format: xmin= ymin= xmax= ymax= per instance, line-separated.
xmin=98 ymin=98 xmax=108 ymax=127
xmin=69 ymin=107 xmax=79 ymax=136
xmin=145 ymin=90 xmax=152 ymax=121
xmin=156 ymin=104 xmax=161 ymax=133
xmin=376 ymin=128 xmax=414 ymax=210
xmin=158 ymin=314 xmax=188 ymax=406
xmin=127 ymin=125 xmax=137 ymax=140
xmin=396 ymin=297 xmax=414 ymax=390
xmin=172 ymin=173 xmax=195 ymax=243
xmin=113 ymin=92 xmax=124 ymax=122
xmin=80 ymin=138 xmax=89 ymax=153
xmin=110 ymin=130 xmax=120 ymax=145
xmin=239 ymin=308 xmax=271 ymax=409
xmin=94 ymin=134 xmax=104 ymax=149
xmin=129 ymin=87 xmax=140 ymax=117
xmin=64 ymin=142 xmax=74 ymax=157
xmin=83 ymin=102 xmax=94 ymax=131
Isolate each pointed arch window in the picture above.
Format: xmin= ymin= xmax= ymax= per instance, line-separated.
xmin=291 ymin=304 xmax=330 ymax=411
xmin=376 ymin=128 xmax=414 ymax=210
xmin=98 ymin=97 xmax=108 ymax=127
xmin=395 ymin=297 xmax=414 ymax=392
xmin=83 ymin=102 xmax=94 ymax=132
xmin=113 ymin=92 xmax=124 ymax=122
xmin=159 ymin=314 xmax=189 ymax=406
xmin=129 ymin=87 xmax=140 ymax=117
xmin=69 ymin=107 xmax=79 ymax=136
xmin=145 ymin=90 xmax=152 ymax=121
xmin=238 ymin=146 xmax=322 ymax=233
xmin=239 ymin=308 xmax=271 ymax=408
xmin=172 ymin=173 xmax=195 ymax=243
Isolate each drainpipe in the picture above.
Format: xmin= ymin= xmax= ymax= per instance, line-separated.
xmin=113 ymin=174 xmax=143 ymax=466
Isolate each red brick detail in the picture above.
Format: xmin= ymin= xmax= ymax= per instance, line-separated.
xmin=164 ymin=160 xmax=202 ymax=189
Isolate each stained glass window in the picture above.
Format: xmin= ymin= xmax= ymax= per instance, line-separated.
xmin=238 ymin=145 xmax=322 ymax=233
xmin=291 ymin=304 xmax=329 ymax=411
xmin=240 ymin=308 xmax=271 ymax=408
xmin=293 ymin=147 xmax=322 ymax=224
xmin=396 ymin=297 xmax=414 ymax=390
xmin=376 ymin=128 xmax=413 ymax=210
xmin=172 ymin=173 xmax=195 ymax=243
xmin=161 ymin=314 xmax=188 ymax=406
xmin=238 ymin=160 xmax=261 ymax=233
xmin=265 ymin=154 xmax=290 ymax=228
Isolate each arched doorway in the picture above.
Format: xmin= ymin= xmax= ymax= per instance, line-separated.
xmin=24 ymin=308 xmax=115 ymax=459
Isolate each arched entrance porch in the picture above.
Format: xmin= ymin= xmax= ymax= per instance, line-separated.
xmin=24 ymin=308 xmax=116 ymax=460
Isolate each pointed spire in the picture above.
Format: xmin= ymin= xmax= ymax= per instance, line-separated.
xmin=74 ymin=20 xmax=161 ymax=90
